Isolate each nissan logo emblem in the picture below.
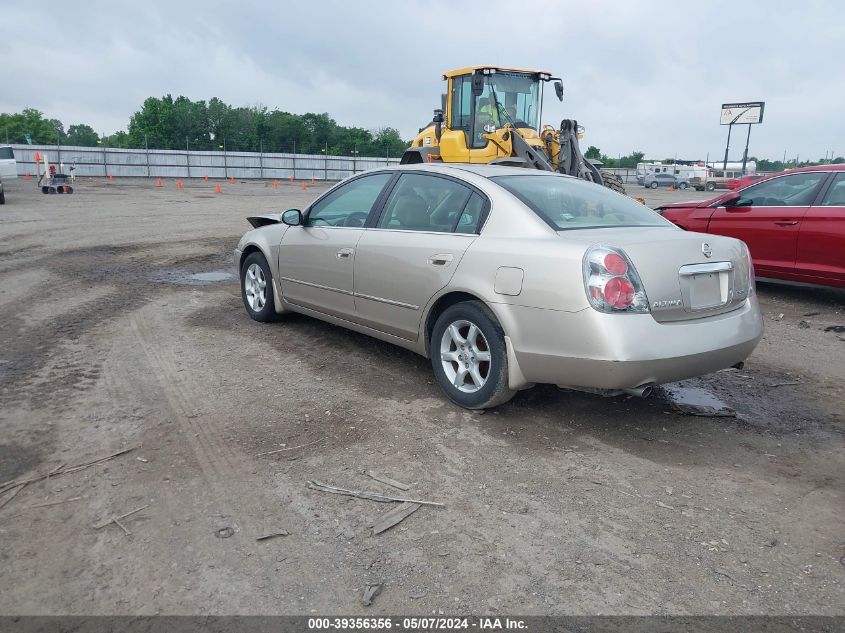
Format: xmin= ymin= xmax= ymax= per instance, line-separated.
xmin=702 ymin=242 xmax=713 ymax=258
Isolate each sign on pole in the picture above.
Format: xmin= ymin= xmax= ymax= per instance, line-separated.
xmin=720 ymin=102 xmax=765 ymax=125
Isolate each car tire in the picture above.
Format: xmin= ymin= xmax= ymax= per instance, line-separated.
xmin=240 ymin=252 xmax=278 ymax=323
xmin=678 ymin=182 xmax=688 ymax=189
xmin=430 ymin=301 xmax=515 ymax=410
xmin=650 ymin=182 xmax=658 ymax=189
xmin=706 ymin=182 xmax=716 ymax=191
xmin=0 ymin=190 xmax=4 ymax=205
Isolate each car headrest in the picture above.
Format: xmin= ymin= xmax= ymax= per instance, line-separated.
xmin=395 ymin=191 xmax=430 ymax=229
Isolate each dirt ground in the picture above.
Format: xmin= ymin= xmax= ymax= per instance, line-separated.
xmin=0 ymin=176 xmax=843 ymax=616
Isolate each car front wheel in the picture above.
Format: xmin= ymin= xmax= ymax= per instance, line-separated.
xmin=430 ymin=301 xmax=515 ymax=409
xmin=240 ymin=252 xmax=278 ymax=322
xmin=678 ymin=182 xmax=688 ymax=189
xmin=706 ymin=182 xmax=716 ymax=191
xmin=650 ymin=182 xmax=658 ymax=189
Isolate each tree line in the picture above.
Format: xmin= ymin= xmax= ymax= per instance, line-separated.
xmin=0 ymin=96 xmax=410 ymax=157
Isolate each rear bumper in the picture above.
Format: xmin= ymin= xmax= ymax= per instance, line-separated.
xmin=491 ymin=298 xmax=763 ymax=390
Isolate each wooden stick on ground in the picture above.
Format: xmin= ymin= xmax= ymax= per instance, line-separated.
xmin=93 ymin=504 xmax=150 ymax=533
xmin=371 ymin=502 xmax=421 ymax=535
xmin=307 ymin=480 xmax=444 ymax=507
xmin=0 ymin=447 xmax=136 ymax=494
xmin=0 ymin=484 xmax=26 ymax=512
xmin=367 ymin=471 xmax=411 ymax=491
xmin=21 ymin=496 xmax=83 ymax=510
xmin=255 ymin=437 xmax=326 ymax=457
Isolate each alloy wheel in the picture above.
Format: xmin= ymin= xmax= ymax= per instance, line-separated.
xmin=244 ymin=263 xmax=267 ymax=311
xmin=439 ymin=319 xmax=491 ymax=393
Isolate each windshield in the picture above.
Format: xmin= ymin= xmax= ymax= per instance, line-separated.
xmin=491 ymin=175 xmax=672 ymax=231
xmin=477 ymin=72 xmax=540 ymax=129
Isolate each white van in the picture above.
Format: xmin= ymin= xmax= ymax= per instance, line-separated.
xmin=0 ymin=146 xmax=16 ymax=204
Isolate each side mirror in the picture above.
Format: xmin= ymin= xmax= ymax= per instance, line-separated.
xmin=281 ymin=209 xmax=303 ymax=226
xmin=722 ymin=192 xmax=741 ymax=207
xmin=554 ymin=81 xmax=564 ymax=101
xmin=471 ymin=73 xmax=484 ymax=96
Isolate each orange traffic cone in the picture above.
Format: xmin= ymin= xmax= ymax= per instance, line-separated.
xmin=215 ymin=182 xmax=221 ymax=193
xmin=310 ymin=177 xmax=315 ymax=185
xmin=273 ymin=180 xmax=279 ymax=189
xmin=289 ymin=176 xmax=294 ymax=183
xmin=204 ymin=175 xmax=208 ymax=181
xmin=108 ymin=174 xmax=113 ymax=181
xmin=177 ymin=180 xmax=183 ymax=190
xmin=156 ymin=178 xmax=163 ymax=188
xmin=229 ymin=176 xmax=235 ymax=185
xmin=24 ymin=172 xmax=30 ymax=181
xmin=301 ymin=182 xmax=307 ymax=190
xmin=668 ymin=184 xmax=674 ymax=191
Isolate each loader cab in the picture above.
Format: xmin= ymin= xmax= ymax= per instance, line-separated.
xmin=404 ymin=65 xmax=562 ymax=165
xmin=446 ymin=67 xmax=545 ymax=149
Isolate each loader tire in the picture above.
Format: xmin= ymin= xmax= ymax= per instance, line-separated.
xmin=599 ymin=171 xmax=626 ymax=195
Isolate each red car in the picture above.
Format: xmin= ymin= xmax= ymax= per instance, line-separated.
xmin=657 ymin=165 xmax=845 ymax=288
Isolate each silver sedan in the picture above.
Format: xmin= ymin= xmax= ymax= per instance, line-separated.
xmin=235 ymin=165 xmax=763 ymax=409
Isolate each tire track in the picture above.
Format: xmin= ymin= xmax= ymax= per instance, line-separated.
xmin=129 ymin=310 xmax=255 ymax=519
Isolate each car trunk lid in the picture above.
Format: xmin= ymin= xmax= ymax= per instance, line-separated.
xmin=560 ymin=227 xmax=752 ymax=322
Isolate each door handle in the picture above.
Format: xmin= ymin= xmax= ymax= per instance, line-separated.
xmin=774 ymin=220 xmax=798 ymax=226
xmin=336 ymin=248 xmax=354 ymax=259
xmin=427 ymin=253 xmax=454 ymax=266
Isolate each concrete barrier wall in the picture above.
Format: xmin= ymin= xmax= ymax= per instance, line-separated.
xmin=9 ymin=144 xmax=400 ymax=180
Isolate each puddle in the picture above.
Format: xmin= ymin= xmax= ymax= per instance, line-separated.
xmin=152 ymin=269 xmax=235 ymax=285
xmin=661 ymin=384 xmax=736 ymax=417
xmin=189 ymin=271 xmax=233 ymax=282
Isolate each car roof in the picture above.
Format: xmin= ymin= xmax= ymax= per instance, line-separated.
xmin=780 ymin=164 xmax=845 ymax=173
xmin=382 ymin=163 xmax=570 ymax=179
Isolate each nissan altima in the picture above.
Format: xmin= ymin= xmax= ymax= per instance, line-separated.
xmin=234 ymin=165 xmax=763 ymax=409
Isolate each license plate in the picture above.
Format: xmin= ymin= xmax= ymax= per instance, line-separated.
xmin=688 ymin=272 xmax=725 ymax=309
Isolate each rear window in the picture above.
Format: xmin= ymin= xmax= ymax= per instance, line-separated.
xmin=491 ymin=175 xmax=671 ymax=231
xmin=0 ymin=147 xmax=14 ymax=160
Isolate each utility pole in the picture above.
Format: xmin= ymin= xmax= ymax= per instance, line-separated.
xmin=259 ymin=138 xmax=264 ymax=179
xmin=186 ymin=136 xmax=191 ymax=179
xmin=292 ymin=140 xmax=296 ymax=181
xmin=324 ymin=141 xmax=328 ymax=181
xmin=223 ymin=137 xmax=227 ymax=179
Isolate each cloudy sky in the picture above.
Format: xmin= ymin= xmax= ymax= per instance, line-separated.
xmin=1 ymin=0 xmax=842 ymax=161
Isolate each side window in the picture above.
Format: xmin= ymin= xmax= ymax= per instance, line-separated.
xmin=377 ymin=173 xmax=475 ymax=233
xmin=0 ymin=147 xmax=14 ymax=159
xmin=450 ymin=76 xmax=473 ymax=134
xmin=455 ymin=193 xmax=486 ymax=234
xmin=820 ymin=174 xmax=845 ymax=206
xmin=736 ymin=172 xmax=827 ymax=207
xmin=306 ymin=173 xmax=392 ymax=227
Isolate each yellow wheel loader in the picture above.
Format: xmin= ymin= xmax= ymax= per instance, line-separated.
xmin=401 ymin=66 xmax=625 ymax=194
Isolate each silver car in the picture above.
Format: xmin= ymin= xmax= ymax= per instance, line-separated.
xmin=235 ymin=165 xmax=762 ymax=409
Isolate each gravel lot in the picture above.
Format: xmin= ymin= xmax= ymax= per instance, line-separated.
xmin=0 ymin=176 xmax=843 ymax=616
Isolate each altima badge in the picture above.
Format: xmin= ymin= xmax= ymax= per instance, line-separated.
xmin=702 ymin=242 xmax=713 ymax=258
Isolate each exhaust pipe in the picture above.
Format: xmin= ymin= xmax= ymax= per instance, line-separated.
xmin=623 ymin=383 xmax=654 ymax=398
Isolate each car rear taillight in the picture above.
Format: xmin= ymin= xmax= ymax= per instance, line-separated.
xmin=583 ymin=245 xmax=650 ymax=313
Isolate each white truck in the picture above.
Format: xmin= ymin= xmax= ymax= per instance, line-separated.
xmin=0 ymin=146 xmax=17 ymax=204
